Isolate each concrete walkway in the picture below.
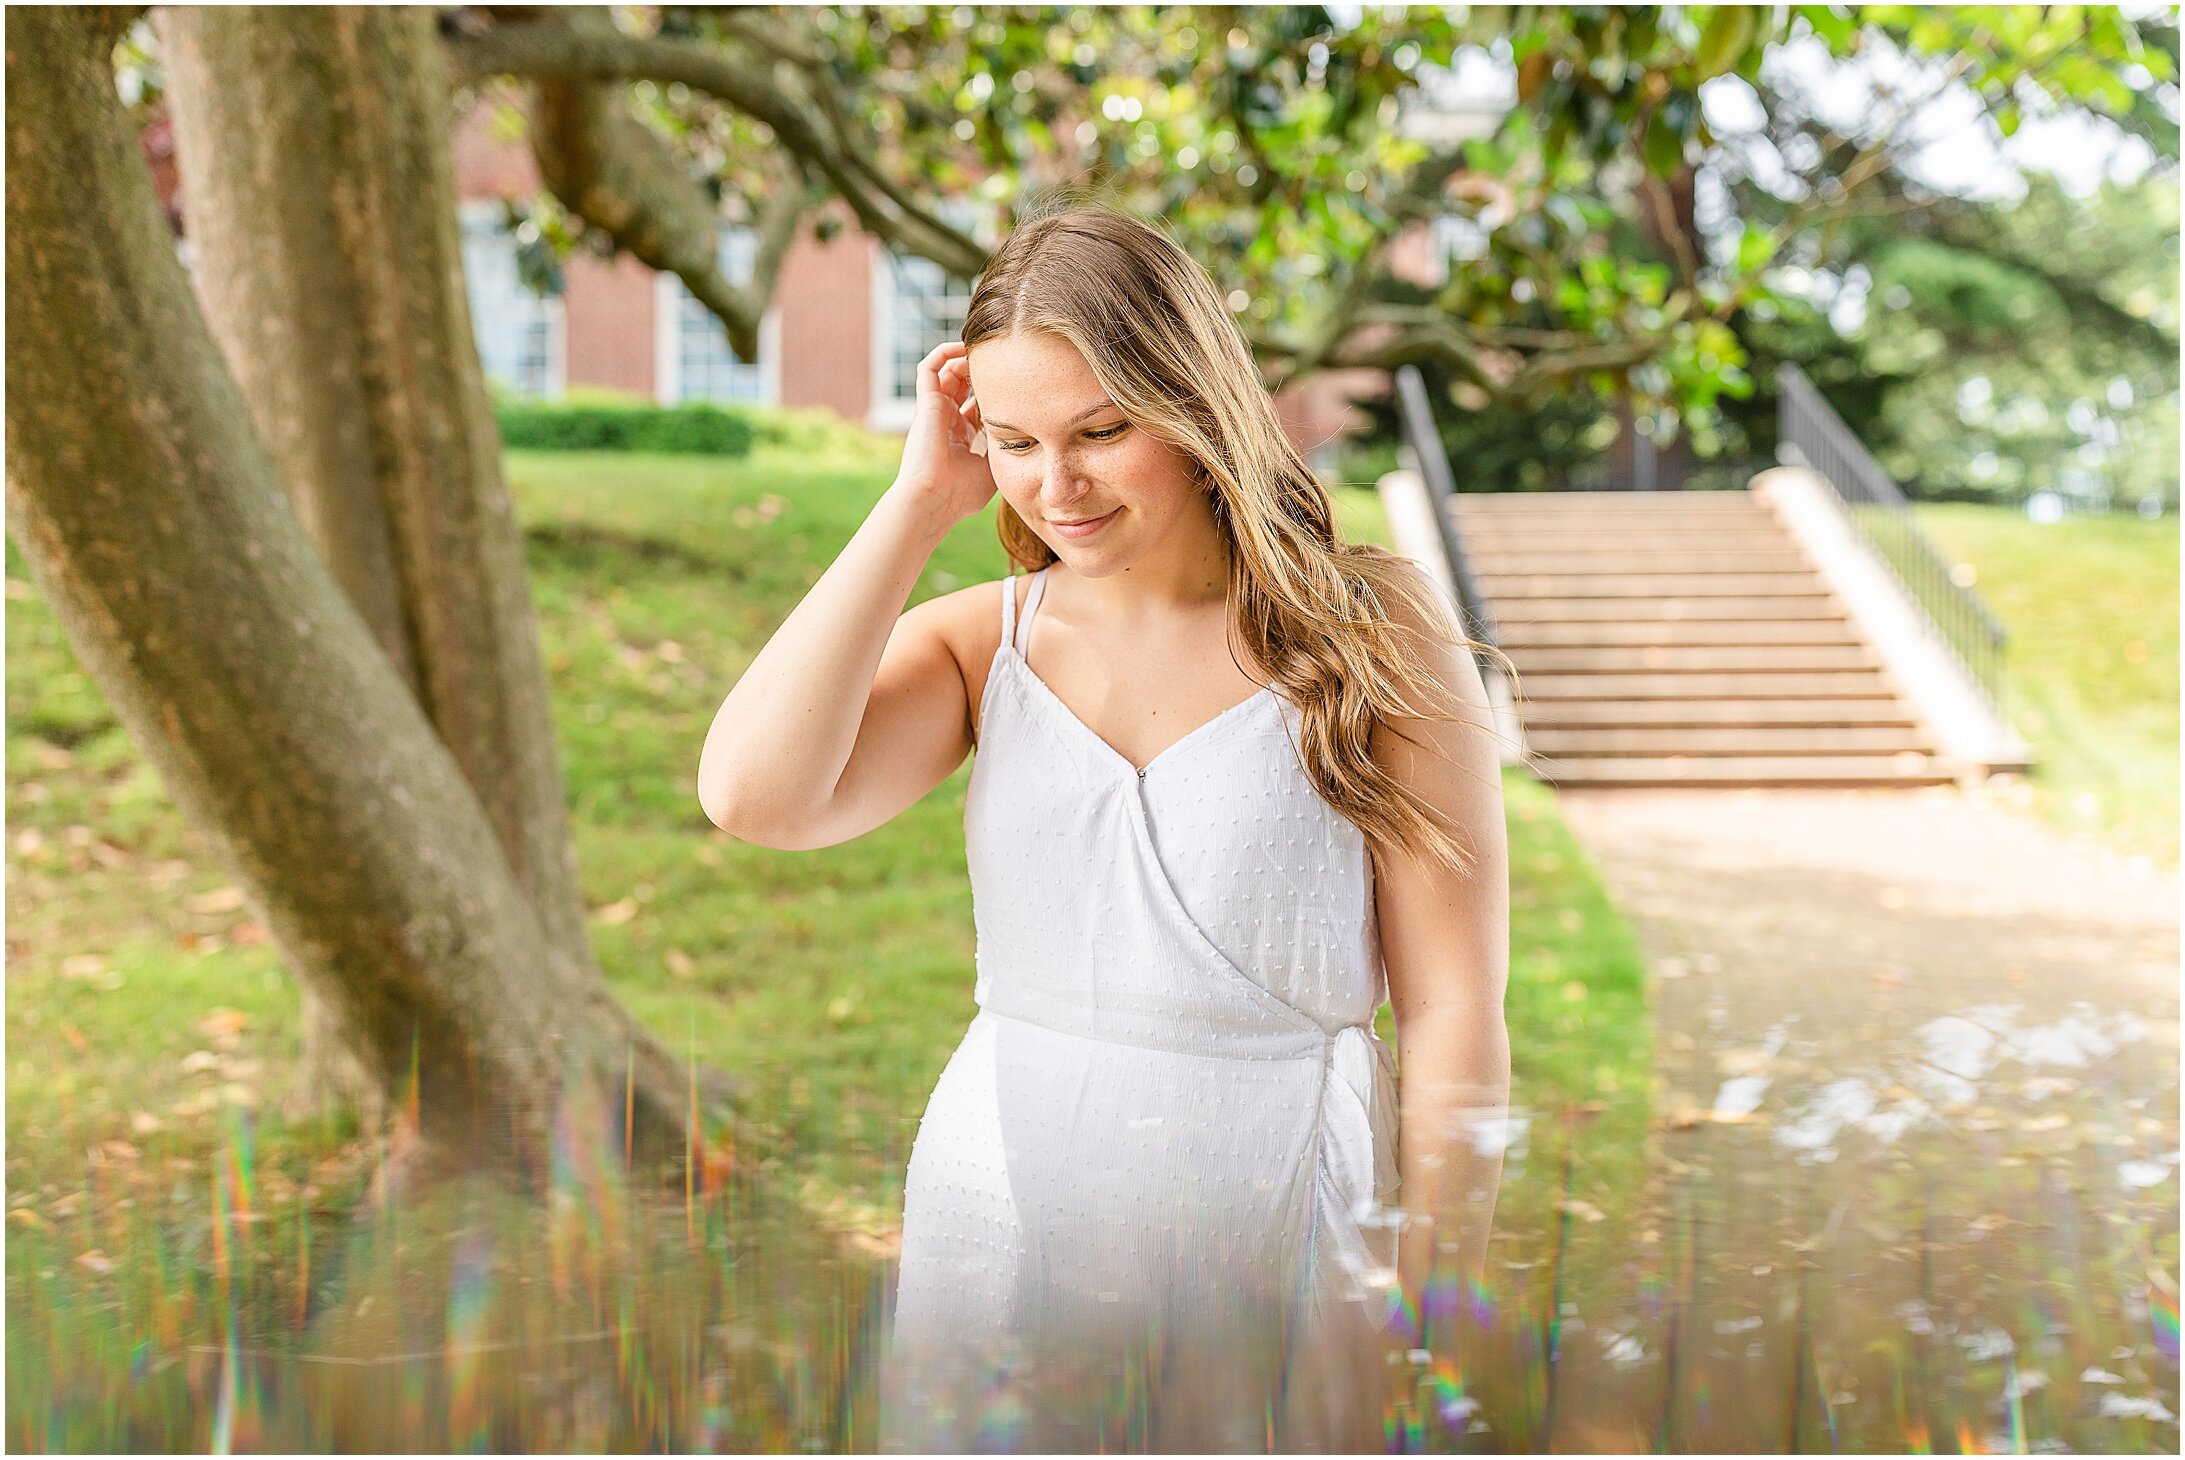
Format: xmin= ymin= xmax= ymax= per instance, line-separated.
xmin=1542 ymin=783 xmax=2179 ymax=1453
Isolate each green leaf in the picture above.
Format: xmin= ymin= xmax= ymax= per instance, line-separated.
xmin=1643 ymin=107 xmax=1684 ymax=178
xmin=1736 ymin=222 xmax=1778 ymax=272
xmin=1797 ymin=4 xmax=1857 ymax=51
xmin=1694 ymin=6 xmax=1755 ymax=79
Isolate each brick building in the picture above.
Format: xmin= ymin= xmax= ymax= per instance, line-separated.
xmin=149 ymin=90 xmax=1506 ymax=470
xmin=443 ymin=97 xmax=1393 ymax=469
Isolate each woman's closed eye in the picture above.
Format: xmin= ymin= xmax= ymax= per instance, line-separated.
xmin=995 ymin=423 xmax=1130 ymax=453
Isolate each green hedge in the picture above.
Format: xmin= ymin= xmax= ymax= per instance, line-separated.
xmin=493 ymin=397 xmax=757 ymax=457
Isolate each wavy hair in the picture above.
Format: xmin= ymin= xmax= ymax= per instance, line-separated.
xmin=962 ymin=194 xmax=1522 ymax=879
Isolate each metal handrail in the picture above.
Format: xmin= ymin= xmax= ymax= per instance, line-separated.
xmin=1776 ymin=361 xmax=2009 ymax=717
xmin=1393 ymin=364 xmax=1501 ymax=652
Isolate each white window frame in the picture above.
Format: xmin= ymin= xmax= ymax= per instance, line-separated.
xmin=652 ymin=221 xmax=782 ymax=407
xmin=654 ymin=272 xmax=782 ymax=407
xmin=868 ymin=205 xmax=983 ymax=432
xmin=458 ymin=199 xmax=567 ymax=400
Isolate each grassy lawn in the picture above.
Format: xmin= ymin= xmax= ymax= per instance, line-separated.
xmin=6 ymin=443 xmax=1652 ymax=1320
xmin=1913 ymin=503 xmax=2179 ymax=869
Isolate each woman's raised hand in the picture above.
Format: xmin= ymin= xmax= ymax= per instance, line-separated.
xmin=889 ymin=340 xmax=997 ymax=531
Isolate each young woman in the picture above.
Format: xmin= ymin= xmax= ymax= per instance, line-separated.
xmin=698 ymin=201 xmax=1512 ymax=1452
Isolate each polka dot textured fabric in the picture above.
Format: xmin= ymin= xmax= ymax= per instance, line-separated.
xmin=881 ymin=566 xmax=1403 ymax=1453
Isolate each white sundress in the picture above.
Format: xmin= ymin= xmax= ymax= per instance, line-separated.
xmin=881 ymin=566 xmax=1404 ymax=1453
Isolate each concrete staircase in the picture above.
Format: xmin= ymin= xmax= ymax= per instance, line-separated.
xmin=1454 ymin=489 xmax=1961 ymax=788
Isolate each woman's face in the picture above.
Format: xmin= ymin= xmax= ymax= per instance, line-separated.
xmin=966 ymin=330 xmax=1206 ymax=576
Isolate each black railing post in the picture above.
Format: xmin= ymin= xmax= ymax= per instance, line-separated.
xmin=1776 ymin=362 xmax=2009 ymax=720
xmin=1394 ymin=364 xmax=1500 ymax=651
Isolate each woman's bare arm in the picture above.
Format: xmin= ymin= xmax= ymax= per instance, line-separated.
xmin=696 ymin=489 xmax=963 ymax=847
xmin=696 ymin=340 xmax=998 ymax=848
xmin=1370 ymin=570 xmax=1514 ymax=1323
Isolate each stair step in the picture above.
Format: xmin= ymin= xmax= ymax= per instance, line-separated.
xmin=1526 ymin=753 xmax=1961 ymax=788
xmin=1510 ymin=645 xmax=1879 ymax=673
xmin=1478 ymin=572 xmax=1829 ymax=598
xmin=1458 ymin=490 xmax=1764 ymax=510
xmin=1520 ymin=700 xmax=1923 ymax=728
xmin=1461 ymin=532 xmax=1799 ymax=555
xmin=1497 ymin=620 xmax=1863 ymax=648
xmin=1466 ymin=549 xmax=1814 ymax=575
xmin=1496 ymin=596 xmax=1841 ymax=622
xmin=1466 ymin=516 xmax=1774 ymax=538
xmin=1527 ymin=726 xmax=1937 ymax=756
xmin=1520 ymin=671 xmax=1899 ymax=700
xmin=1459 ymin=511 xmax=1781 ymax=529
xmin=1460 ymin=499 xmax=1770 ymax=518
xmin=1451 ymin=490 xmax=1945 ymax=785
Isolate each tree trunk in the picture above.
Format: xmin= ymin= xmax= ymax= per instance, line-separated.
xmin=1613 ymin=160 xmax=1701 ymax=488
xmin=5 ymin=4 xmax=711 ymax=1182
xmin=151 ymin=6 xmax=607 ymax=1121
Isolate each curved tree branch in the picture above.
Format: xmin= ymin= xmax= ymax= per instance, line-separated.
xmin=443 ymin=6 xmax=987 ymax=282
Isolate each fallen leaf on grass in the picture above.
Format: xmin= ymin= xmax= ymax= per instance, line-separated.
xmin=193 ymin=1008 xmax=248 ymax=1043
xmin=74 ymin=1250 xmax=115 ymax=1275
xmin=184 ymin=887 xmax=245 ymax=915
xmin=58 ymin=1023 xmax=88 ymax=1052
xmin=592 ymin=898 xmax=639 ymax=926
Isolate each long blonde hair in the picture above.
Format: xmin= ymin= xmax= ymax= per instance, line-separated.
xmin=962 ymin=196 xmax=1520 ymax=879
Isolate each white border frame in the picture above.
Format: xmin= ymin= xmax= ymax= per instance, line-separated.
xmin=653 ymin=266 xmax=782 ymax=408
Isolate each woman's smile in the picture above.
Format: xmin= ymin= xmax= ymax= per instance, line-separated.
xmin=1049 ymin=505 xmax=1121 ymax=539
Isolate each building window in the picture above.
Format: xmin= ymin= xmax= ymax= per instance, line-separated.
xmin=657 ymin=224 xmax=779 ymax=406
xmin=459 ymin=203 xmax=565 ymax=399
xmin=868 ymin=206 xmax=982 ymax=431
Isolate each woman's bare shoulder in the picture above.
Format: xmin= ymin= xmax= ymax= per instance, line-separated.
xmin=910 ymin=574 xmax=1016 ymax=659
xmin=904 ymin=575 xmax=1020 ymax=739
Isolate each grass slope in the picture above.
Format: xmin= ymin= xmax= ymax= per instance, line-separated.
xmin=1914 ymin=503 xmax=2178 ymax=868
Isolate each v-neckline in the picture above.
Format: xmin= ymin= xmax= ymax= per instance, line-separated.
xmin=1002 ymin=644 xmax=1279 ymax=780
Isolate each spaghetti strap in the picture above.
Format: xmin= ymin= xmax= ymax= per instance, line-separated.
xmin=998 ymin=572 xmax=1018 ymax=651
xmin=1014 ymin=567 xmax=1049 ymax=655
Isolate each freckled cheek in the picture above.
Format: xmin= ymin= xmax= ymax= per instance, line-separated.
xmin=995 ymin=448 xmax=1095 ymax=503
